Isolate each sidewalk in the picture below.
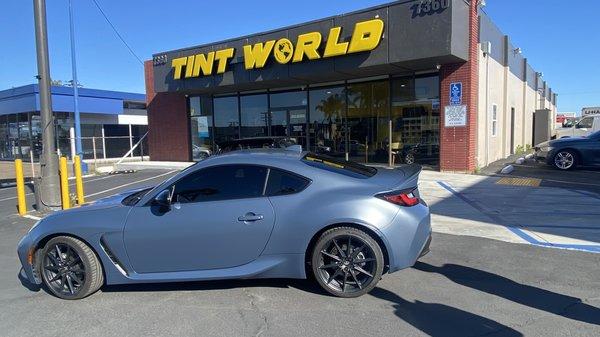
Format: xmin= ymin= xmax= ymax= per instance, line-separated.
xmin=420 ymin=170 xmax=600 ymax=253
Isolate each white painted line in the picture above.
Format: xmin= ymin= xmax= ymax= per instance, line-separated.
xmin=85 ymin=170 xmax=176 ymax=198
xmin=22 ymin=214 xmax=42 ymax=221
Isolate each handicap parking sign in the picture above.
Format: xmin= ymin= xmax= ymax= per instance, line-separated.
xmin=450 ymin=82 xmax=462 ymax=105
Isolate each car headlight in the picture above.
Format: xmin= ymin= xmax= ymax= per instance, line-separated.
xmin=546 ymin=146 xmax=554 ymax=152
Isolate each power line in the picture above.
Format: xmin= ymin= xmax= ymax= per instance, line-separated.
xmin=90 ymin=0 xmax=143 ymax=65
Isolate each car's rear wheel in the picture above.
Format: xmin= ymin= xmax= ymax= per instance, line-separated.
xmin=553 ymin=150 xmax=577 ymax=170
xmin=40 ymin=236 xmax=104 ymax=300
xmin=311 ymin=227 xmax=384 ymax=298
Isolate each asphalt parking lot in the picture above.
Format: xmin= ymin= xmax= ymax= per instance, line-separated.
xmin=0 ymin=169 xmax=599 ymax=336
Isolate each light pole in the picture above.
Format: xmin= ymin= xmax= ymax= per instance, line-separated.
xmin=33 ymin=0 xmax=61 ymax=210
xmin=68 ymin=0 xmax=88 ymax=173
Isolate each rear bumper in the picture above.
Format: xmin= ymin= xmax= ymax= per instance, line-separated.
xmin=382 ymin=203 xmax=431 ymax=273
xmin=419 ymin=234 xmax=432 ymax=258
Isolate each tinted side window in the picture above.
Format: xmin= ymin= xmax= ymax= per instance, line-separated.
xmin=265 ymin=169 xmax=310 ymax=196
xmin=173 ymin=165 xmax=267 ymax=203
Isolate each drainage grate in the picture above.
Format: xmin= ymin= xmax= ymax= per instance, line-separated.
xmin=496 ymin=177 xmax=541 ymax=187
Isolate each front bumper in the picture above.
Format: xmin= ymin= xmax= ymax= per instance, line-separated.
xmin=17 ymin=234 xmax=41 ymax=285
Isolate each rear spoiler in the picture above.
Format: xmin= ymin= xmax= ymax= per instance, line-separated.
xmin=395 ymin=164 xmax=422 ymax=190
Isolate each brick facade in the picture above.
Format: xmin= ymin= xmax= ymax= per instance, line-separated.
xmin=439 ymin=1 xmax=479 ymax=172
xmin=144 ymin=61 xmax=191 ymax=162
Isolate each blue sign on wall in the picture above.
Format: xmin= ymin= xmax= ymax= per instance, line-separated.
xmin=450 ymin=82 xmax=462 ymax=106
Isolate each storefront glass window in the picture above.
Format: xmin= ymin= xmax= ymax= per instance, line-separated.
xmin=17 ymin=113 xmax=31 ymax=160
xmin=214 ymin=96 xmax=239 ymax=146
xmin=0 ymin=115 xmax=9 ymax=159
xmin=269 ymin=90 xmax=307 ymax=149
xmin=346 ymin=81 xmax=390 ymax=164
xmin=391 ymin=75 xmax=440 ymax=167
xmin=55 ymin=112 xmax=73 ymax=159
xmin=189 ymin=96 xmax=214 ymax=161
xmin=30 ymin=113 xmax=42 ymax=160
xmin=240 ymin=94 xmax=268 ymax=139
xmin=309 ymin=86 xmax=346 ymax=157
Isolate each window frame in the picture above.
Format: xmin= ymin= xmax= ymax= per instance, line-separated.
xmin=491 ymin=104 xmax=498 ymax=137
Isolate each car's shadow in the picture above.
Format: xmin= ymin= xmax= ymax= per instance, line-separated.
xmin=101 ymin=277 xmax=327 ymax=296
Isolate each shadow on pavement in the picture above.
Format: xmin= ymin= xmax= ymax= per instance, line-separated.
xmin=102 ymin=278 xmax=326 ymax=296
xmin=415 ymin=262 xmax=600 ymax=326
xmin=18 ymin=268 xmax=41 ymax=292
xmin=370 ymin=287 xmax=523 ymax=337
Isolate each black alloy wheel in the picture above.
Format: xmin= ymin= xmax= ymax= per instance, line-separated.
xmin=40 ymin=236 xmax=104 ymax=300
xmin=311 ymin=227 xmax=384 ymax=298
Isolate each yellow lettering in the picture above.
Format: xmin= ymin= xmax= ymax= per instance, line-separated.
xmin=323 ymin=27 xmax=349 ymax=58
xmin=347 ymin=19 xmax=384 ymax=54
xmin=243 ymin=41 xmax=275 ymax=70
xmin=292 ymin=32 xmax=322 ymax=63
xmin=171 ymin=57 xmax=187 ymax=80
xmin=214 ymin=48 xmax=235 ymax=74
xmin=184 ymin=55 xmax=195 ymax=78
xmin=193 ymin=52 xmax=215 ymax=76
xmin=273 ymin=39 xmax=294 ymax=64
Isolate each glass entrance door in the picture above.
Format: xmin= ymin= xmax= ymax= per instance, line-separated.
xmin=269 ymin=91 xmax=307 ymax=149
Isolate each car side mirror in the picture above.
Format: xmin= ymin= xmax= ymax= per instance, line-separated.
xmin=153 ymin=189 xmax=172 ymax=208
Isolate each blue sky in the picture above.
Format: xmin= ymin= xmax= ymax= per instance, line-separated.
xmin=1 ymin=0 xmax=598 ymax=113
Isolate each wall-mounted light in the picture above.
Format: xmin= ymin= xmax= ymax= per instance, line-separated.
xmin=513 ymin=47 xmax=522 ymax=55
xmin=435 ymin=64 xmax=441 ymax=70
xmin=478 ymin=0 xmax=486 ymax=8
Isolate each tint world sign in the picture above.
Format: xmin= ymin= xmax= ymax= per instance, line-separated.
xmin=170 ymin=19 xmax=385 ymax=80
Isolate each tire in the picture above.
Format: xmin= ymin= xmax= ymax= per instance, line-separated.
xmin=39 ymin=236 xmax=104 ymax=300
xmin=553 ymin=150 xmax=577 ymax=170
xmin=311 ymin=227 xmax=384 ymax=298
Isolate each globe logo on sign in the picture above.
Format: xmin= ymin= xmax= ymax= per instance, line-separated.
xmin=274 ymin=39 xmax=294 ymax=64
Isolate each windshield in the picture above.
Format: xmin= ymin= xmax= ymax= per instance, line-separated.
xmin=302 ymin=153 xmax=377 ymax=178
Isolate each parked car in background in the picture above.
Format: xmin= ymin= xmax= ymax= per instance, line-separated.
xmin=192 ymin=145 xmax=212 ymax=160
xmin=398 ymin=143 xmax=440 ymax=165
xmin=554 ymin=115 xmax=600 ymax=139
xmin=17 ymin=149 xmax=431 ymax=299
xmin=217 ymin=137 xmax=297 ymax=154
xmin=535 ymin=130 xmax=600 ymax=170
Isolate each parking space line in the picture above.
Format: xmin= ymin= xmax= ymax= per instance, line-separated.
xmin=436 ymin=181 xmax=600 ymax=254
xmin=22 ymin=214 xmax=41 ymax=221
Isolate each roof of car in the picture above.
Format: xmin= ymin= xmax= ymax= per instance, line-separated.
xmin=215 ymin=148 xmax=306 ymax=160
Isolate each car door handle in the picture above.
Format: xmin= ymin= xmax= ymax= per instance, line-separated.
xmin=238 ymin=213 xmax=264 ymax=222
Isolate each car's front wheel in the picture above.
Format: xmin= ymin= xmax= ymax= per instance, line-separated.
xmin=40 ymin=236 xmax=104 ymax=300
xmin=553 ymin=150 xmax=577 ymax=170
xmin=311 ymin=227 xmax=384 ymax=298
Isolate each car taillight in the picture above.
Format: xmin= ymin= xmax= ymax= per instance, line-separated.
xmin=377 ymin=190 xmax=420 ymax=207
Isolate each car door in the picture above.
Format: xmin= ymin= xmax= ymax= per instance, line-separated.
xmin=123 ymin=165 xmax=275 ymax=274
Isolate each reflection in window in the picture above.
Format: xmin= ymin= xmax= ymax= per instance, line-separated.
xmin=214 ymin=96 xmax=239 ymax=146
xmin=309 ymin=87 xmax=346 ymax=157
xmin=346 ymin=81 xmax=389 ymax=164
xmin=190 ymin=96 xmax=214 ymax=161
xmin=240 ymin=94 xmax=268 ymax=138
xmin=391 ymin=76 xmax=440 ymax=166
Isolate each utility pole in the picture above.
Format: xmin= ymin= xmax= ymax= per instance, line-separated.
xmin=33 ymin=0 xmax=61 ymax=211
xmin=68 ymin=0 xmax=88 ymax=173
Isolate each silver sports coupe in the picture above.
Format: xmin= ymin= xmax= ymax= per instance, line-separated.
xmin=18 ymin=149 xmax=431 ymax=299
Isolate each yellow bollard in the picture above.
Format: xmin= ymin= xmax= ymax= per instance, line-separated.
xmin=74 ymin=155 xmax=85 ymax=205
xmin=59 ymin=157 xmax=70 ymax=210
xmin=14 ymin=159 xmax=26 ymax=215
